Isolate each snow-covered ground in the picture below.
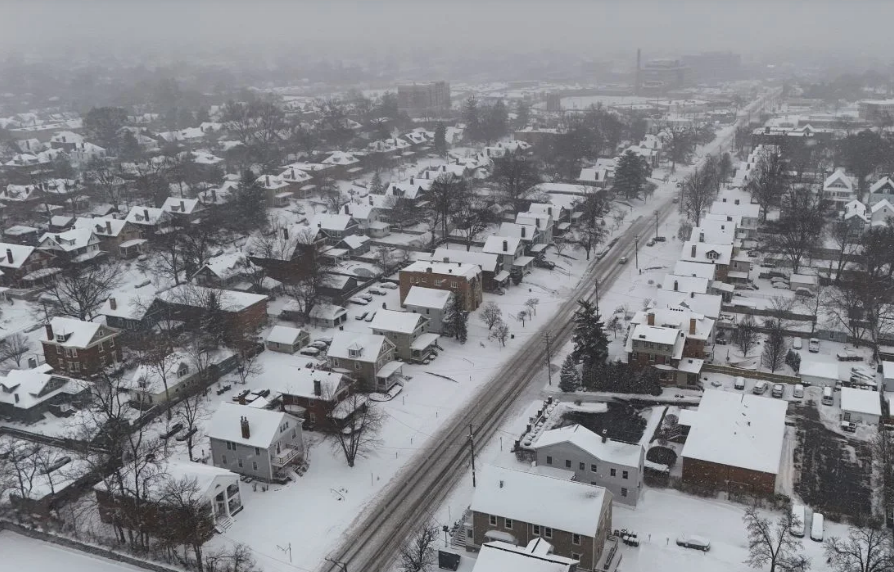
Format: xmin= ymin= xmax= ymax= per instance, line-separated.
xmin=0 ymin=531 xmax=146 ymax=572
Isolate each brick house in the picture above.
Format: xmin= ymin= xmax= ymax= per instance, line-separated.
xmin=680 ymin=389 xmax=787 ymax=496
xmin=40 ymin=317 xmax=122 ymax=378
xmin=0 ymin=243 xmax=58 ymax=287
xmin=399 ymin=260 xmax=483 ymax=311
xmin=276 ymin=369 xmax=362 ymax=431
xmin=465 ymin=465 xmax=616 ymax=571
xmin=625 ymin=309 xmax=714 ymax=385
xmin=153 ymin=285 xmax=268 ymax=340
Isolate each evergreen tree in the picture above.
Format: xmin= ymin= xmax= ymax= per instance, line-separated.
xmin=558 ymin=354 xmax=581 ymax=393
xmin=229 ymin=170 xmax=268 ymax=232
xmin=514 ymin=100 xmax=531 ymax=130
xmin=571 ymin=300 xmax=609 ymax=370
xmin=369 ymin=171 xmax=385 ymax=195
xmin=612 ymin=150 xmax=648 ymax=200
xmin=433 ymin=121 xmax=448 ymax=157
xmin=443 ymin=293 xmax=468 ymax=344
xmin=483 ymin=100 xmax=509 ymax=144
xmin=462 ymin=96 xmax=482 ymax=143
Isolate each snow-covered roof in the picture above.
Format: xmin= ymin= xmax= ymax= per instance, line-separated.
xmin=196 ymin=252 xmax=249 ymax=281
xmin=308 ymin=303 xmax=346 ymax=321
xmin=840 ymin=387 xmax=881 ymax=416
xmin=208 ymin=402 xmax=301 ymax=449
xmin=672 ymin=260 xmax=717 ymax=280
xmin=883 ymin=361 xmax=894 ymax=381
xmin=161 ymin=197 xmax=201 ymax=215
xmin=483 ymin=235 xmax=522 ymax=255
xmin=38 ymin=228 xmax=96 ymax=252
xmin=0 ymin=243 xmax=35 ymax=269
xmin=157 ymin=285 xmax=267 ymax=312
xmin=328 ymin=333 xmax=392 ymax=363
xmin=125 ymin=206 xmax=170 ymax=226
xmin=473 ymin=541 xmax=577 ymax=572
xmin=341 ymin=234 xmax=370 ymax=250
xmin=0 ymin=369 xmax=87 ymax=410
xmin=532 ymin=425 xmax=643 ymax=468
xmin=681 ymin=389 xmax=787 ymax=475
xmin=430 ymin=248 xmax=499 ymax=272
xmin=99 ymin=294 xmax=150 ymax=320
xmin=824 ymin=169 xmax=854 ymax=191
xmin=471 ymin=465 xmax=608 ymax=537
xmin=681 ymin=241 xmax=733 ymax=265
xmin=709 ymin=200 xmax=760 ymax=220
xmin=95 ymin=460 xmax=238 ymax=502
xmin=402 ymin=260 xmax=481 ymax=280
xmin=629 ymin=324 xmax=681 ymax=346
xmin=651 ymin=290 xmax=722 ymax=320
xmin=266 ymin=368 xmax=347 ymax=401
xmin=41 ymin=317 xmax=111 ymax=347
xmin=631 ymin=308 xmax=714 ymax=340
xmin=127 ymin=351 xmax=192 ymax=394
xmin=661 ymin=275 xmax=709 ymax=294
xmin=403 ymin=286 xmax=452 ymax=310
xmin=266 ymin=325 xmax=306 ymax=346
xmin=369 ymin=309 xmax=425 ymax=335
xmin=312 ymin=214 xmax=355 ymax=232
xmin=498 ymin=222 xmax=537 ymax=241
xmin=73 ymin=217 xmax=128 ymax=238
xmin=870 ymin=176 xmax=894 ymax=193
xmin=322 ymin=151 xmax=360 ymax=166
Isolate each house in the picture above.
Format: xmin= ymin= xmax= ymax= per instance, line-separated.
xmin=310 ymin=214 xmax=359 ymax=244
xmin=529 ymin=202 xmax=569 ymax=224
xmin=3 ymin=438 xmax=94 ymax=518
xmin=465 ymin=465 xmax=615 ymax=571
xmin=403 ymin=286 xmax=453 ymax=334
xmin=431 ymin=248 xmax=506 ymax=292
xmin=651 ymin=290 xmax=723 ymax=320
xmin=531 ymin=424 xmax=645 ymax=506
xmin=265 ymin=326 xmax=310 ymax=354
xmin=789 ymin=273 xmax=818 ymax=293
xmin=279 ymin=166 xmax=314 ymax=197
xmin=840 ymin=388 xmax=881 ymax=425
xmin=343 ymin=203 xmax=389 ymax=238
xmin=472 ymin=540 xmax=578 ymax=572
xmin=498 ymin=222 xmax=539 ymax=255
xmin=307 ymin=303 xmax=348 ymax=328
xmin=161 ymin=197 xmax=203 ymax=222
xmin=399 ymin=260 xmax=483 ymax=311
xmin=340 ymin=234 xmax=371 ymax=255
xmin=191 ymin=254 xmax=254 ymax=290
xmin=125 ymin=206 xmax=173 ymax=235
xmin=672 ymin=259 xmax=717 ymax=280
xmin=154 ymin=286 xmax=268 ymax=338
xmin=883 ymin=361 xmax=894 ymax=392
xmin=3 ymin=225 xmax=40 ymax=246
xmin=208 ymin=403 xmax=304 ymax=482
xmin=869 ymin=176 xmax=894 ymax=204
xmin=823 ymin=169 xmax=857 ymax=208
xmin=255 ymin=174 xmax=293 ymax=207
xmin=99 ymin=295 xmax=154 ymax=333
xmin=0 ymin=367 xmax=89 ymax=423
xmin=578 ymin=167 xmax=610 ymax=189
xmin=123 ymin=351 xmax=201 ymax=408
xmin=0 ymin=243 xmax=58 ymax=288
xmin=625 ymin=309 xmax=713 ymax=385
xmin=327 ymin=332 xmax=403 ymax=392
xmin=40 ymin=318 xmax=122 ymax=378
xmin=707 ymin=200 xmax=760 ymax=239
xmin=369 ymin=309 xmax=440 ymax=362
xmin=482 ymin=235 xmax=529 ymax=278
xmin=516 ymin=212 xmax=553 ymax=248
xmin=680 ymin=389 xmax=787 ymax=496
xmin=274 ymin=368 xmax=360 ymax=431
xmin=870 ymin=199 xmax=894 ymax=227
xmin=38 ymin=228 xmax=104 ymax=265
xmin=679 ymin=242 xmax=733 ymax=282
xmin=95 ymin=460 xmax=242 ymax=533
xmin=72 ymin=217 xmax=144 ymax=259
xmin=48 ymin=215 xmax=74 ymax=233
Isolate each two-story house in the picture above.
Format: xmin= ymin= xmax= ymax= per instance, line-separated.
xmin=275 ymin=369 xmax=361 ymax=431
xmin=40 ymin=317 xmax=122 ymax=378
xmin=516 ymin=212 xmax=553 ymax=250
xmin=311 ymin=214 xmax=359 ymax=245
xmin=72 ymin=217 xmax=145 ymax=259
xmin=153 ymin=285 xmax=268 ymax=340
xmin=0 ymin=367 xmax=90 ymax=424
xmin=125 ymin=206 xmax=173 ymax=236
xmin=369 ymin=309 xmax=440 ymax=362
xmin=124 ymin=351 xmax=200 ymax=408
xmin=823 ymin=169 xmax=857 ymax=209
xmin=679 ymin=241 xmax=733 ymax=282
xmin=431 ymin=249 xmax=505 ymax=292
xmin=465 ymin=465 xmax=615 ymax=572
xmin=208 ymin=403 xmax=304 ymax=482
xmin=482 ymin=236 xmax=528 ymax=279
xmin=38 ymin=228 xmax=104 ymax=265
xmin=625 ymin=309 xmax=714 ymax=385
xmin=403 ymin=286 xmax=453 ymax=334
xmin=0 ymin=243 xmax=57 ymax=287
xmin=343 ymin=203 xmax=389 ymax=239
xmin=399 ymin=260 xmax=483 ymax=311
xmin=531 ymin=424 xmax=645 ymax=506
xmin=161 ymin=197 xmax=204 ymax=224
xmin=327 ymin=333 xmax=403 ymax=392
xmin=256 ymin=174 xmax=292 ymax=208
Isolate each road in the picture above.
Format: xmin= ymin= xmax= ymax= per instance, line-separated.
xmin=319 ymin=90 xmax=780 ymax=572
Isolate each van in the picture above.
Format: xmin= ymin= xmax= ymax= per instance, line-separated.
xmin=793 ymin=384 xmax=804 ymax=399
xmin=810 ymin=512 xmax=824 ymax=542
xmin=822 ymin=387 xmax=834 ymax=406
xmin=753 ymin=381 xmax=768 ymax=395
xmin=793 ymin=337 xmax=803 ymax=350
xmin=790 ymin=505 xmax=806 ymax=537
xmin=734 ymin=376 xmax=746 ymax=390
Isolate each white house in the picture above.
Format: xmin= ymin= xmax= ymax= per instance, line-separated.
xmin=265 ymin=326 xmax=310 ymax=354
xmin=840 ymin=388 xmax=881 ymax=425
xmin=124 ymin=351 xmax=198 ymax=407
xmin=403 ymin=286 xmax=453 ymax=334
xmin=883 ymin=361 xmax=894 ymax=392
xmin=823 ymin=169 xmax=857 ymax=208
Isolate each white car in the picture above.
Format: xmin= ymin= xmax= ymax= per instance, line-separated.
xmin=676 ymin=535 xmax=711 ymax=552
xmin=379 ymin=283 xmax=398 ymax=290
xmin=358 ymin=293 xmax=374 ymax=302
xmin=299 ymin=346 xmax=320 ymax=357
xmin=349 ymin=296 xmax=370 ymax=306
xmin=808 ymin=338 xmax=820 ymax=353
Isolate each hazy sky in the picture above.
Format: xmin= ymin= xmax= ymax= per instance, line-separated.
xmin=3 ymin=0 xmax=893 ymax=60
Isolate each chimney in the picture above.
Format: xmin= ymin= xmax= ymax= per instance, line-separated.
xmin=6 ymin=248 xmax=12 ymax=264
xmin=426 ymin=171 xmax=430 ymax=180
xmin=180 ymin=200 xmax=185 ymax=211
xmin=282 ymin=227 xmax=289 ymax=240
xmin=601 ymin=429 xmax=608 ymax=443
xmin=647 ymin=312 xmax=655 ymax=326
xmin=240 ymin=416 xmax=250 ymax=439
xmin=106 ymin=220 xmax=112 ymax=234
xmin=499 ymin=480 xmax=504 ymax=488
xmin=13 ymin=393 xmax=18 ymax=404
xmin=410 ymin=177 xmax=414 ymax=184
xmin=690 ymin=244 xmax=697 ymax=258
xmin=143 ymin=208 xmax=149 ymax=220
xmin=426 ymin=267 xmax=433 ymax=273
xmin=45 ymin=322 xmax=53 ymax=340
xmin=265 ymin=175 xmax=270 ymax=186
xmin=313 ymin=379 xmax=322 ymax=396
xmin=521 ymin=226 xmax=526 ymax=238
xmin=673 ymin=280 xmax=678 ymax=291
xmin=211 ymin=189 xmax=217 ymax=202
xmin=689 ymin=318 xmax=696 ymax=335
xmin=503 ymin=239 xmax=508 ymax=252
xmin=109 ymin=297 xmax=117 ymax=310
xmin=699 ymin=232 xmax=704 ymax=243
xmin=368 ymin=196 xmax=373 ymax=205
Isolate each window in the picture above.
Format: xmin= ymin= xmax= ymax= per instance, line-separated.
xmin=504 ymin=518 xmax=513 ymax=529
xmin=572 ymin=533 xmax=581 ymax=545
xmin=622 ymin=470 xmax=629 ymax=479
xmin=252 ymin=461 xmax=258 ymax=471
xmin=98 ymin=342 xmax=104 ymax=353
xmin=533 ymin=525 xmax=541 ymax=536
xmin=590 ymin=464 xmax=597 ymax=473
xmin=451 ymin=281 xmax=458 ymax=288
xmin=56 ymin=345 xmax=63 ymax=355
xmin=579 ymin=462 xmax=585 ymax=471
xmin=109 ymin=338 xmax=115 ymax=348
xmin=354 ymin=362 xmax=361 ymax=370
xmin=571 ymin=553 xmax=581 ymax=561
xmin=100 ymin=356 xmax=106 ymax=366
xmin=546 ymin=456 xmax=552 ymax=465
xmin=621 ymin=488 xmax=628 ymax=497
xmin=544 ymin=527 xmax=552 ymax=539
xmin=221 ymin=455 xmax=227 ymax=464
xmin=648 ymin=353 xmax=655 ymax=363
xmin=489 ymin=515 xmax=497 ymax=526
xmin=69 ymin=362 xmax=80 ymax=372
xmin=67 ymin=348 xmax=78 ymax=358
xmin=610 ymin=468 xmax=616 ymax=477
xmin=631 ymin=351 xmax=638 ymax=359
xmin=565 ymin=460 xmax=571 ymax=468
xmin=238 ymin=459 xmax=243 ymax=468
xmin=255 ymin=447 xmax=260 ymax=456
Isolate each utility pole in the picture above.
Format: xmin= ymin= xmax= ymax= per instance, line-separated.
xmin=544 ymin=332 xmax=553 ymax=385
xmin=469 ymin=424 xmax=477 ymax=488
xmin=634 ymin=234 xmax=639 ymax=269
xmin=594 ymin=279 xmax=600 ymax=315
xmin=324 ymin=558 xmax=347 ymax=572
xmin=654 ymin=210 xmax=660 ymax=240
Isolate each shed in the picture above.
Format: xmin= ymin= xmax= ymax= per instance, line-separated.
xmin=265 ymin=326 xmax=310 ymax=354
xmin=883 ymin=361 xmax=894 ymax=392
xmin=790 ymin=273 xmax=818 ymax=293
xmin=840 ymin=387 xmax=881 ymax=425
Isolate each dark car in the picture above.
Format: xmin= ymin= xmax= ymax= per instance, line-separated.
xmin=534 ymin=258 xmax=556 ymax=270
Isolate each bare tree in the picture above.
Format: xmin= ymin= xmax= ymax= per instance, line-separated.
xmin=45 ymin=261 xmax=122 ymax=321
xmin=525 ymin=298 xmax=540 ymax=317
xmin=329 ymin=394 xmax=384 ymax=468
xmin=488 ymin=320 xmax=510 ymax=348
xmin=682 ymin=163 xmax=716 ymax=226
xmin=158 ymin=476 xmax=217 ymax=571
xmin=480 ymin=301 xmax=503 ymax=330
xmin=825 ymin=526 xmax=893 ymax=572
xmin=572 ymin=192 xmax=609 ymax=260
xmin=0 ymin=332 xmax=31 ymax=367
xmin=516 ymin=310 xmax=529 ymax=327
xmin=762 ymin=320 xmax=788 ymax=373
xmin=742 ymin=504 xmax=810 ymax=572
xmin=453 ymin=197 xmax=496 ymax=251
xmin=828 ymin=218 xmax=860 ymax=283
xmin=761 ymin=189 xmax=826 ymax=274
xmin=399 ymin=521 xmax=440 ymax=572
xmin=737 ymin=315 xmax=760 ymax=357
xmin=747 ymin=149 xmax=787 ymax=222
xmin=204 ymin=542 xmax=260 ymax=572
xmin=175 ymin=388 xmax=208 ymax=462
xmin=232 ymin=333 xmax=263 ymax=386
xmin=144 ymin=229 xmax=187 ymax=286
xmin=492 ymin=153 xmax=541 ymax=214
xmin=137 ymin=344 xmax=181 ymax=420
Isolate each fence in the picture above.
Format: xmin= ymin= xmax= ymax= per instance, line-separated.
xmin=702 ymin=363 xmax=801 ymax=384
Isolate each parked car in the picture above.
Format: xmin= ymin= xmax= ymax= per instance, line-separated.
xmin=771 ymin=383 xmax=785 ymax=398
xmin=349 ymin=296 xmax=370 ymax=305
xmin=618 ymin=256 xmax=628 ymax=265
xmin=596 ymin=249 xmax=609 ymax=260
xmin=308 ymin=341 xmax=328 ymax=351
xmin=836 ymin=349 xmax=862 ymax=362
xmin=355 ymin=311 xmax=369 ymax=321
xmin=676 ymin=535 xmax=711 ymax=552
xmin=672 ymin=197 xmax=679 ymax=203
xmin=369 ymin=288 xmax=386 ymax=296
xmin=793 ymin=384 xmax=804 ymax=399
xmin=534 ymin=258 xmax=556 ymax=270
xmin=790 ymin=505 xmax=806 ymax=537
xmin=299 ymin=346 xmax=321 ymax=357
xmin=793 ymin=337 xmax=803 ymax=350
xmin=810 ymin=513 xmax=824 ymax=542
xmin=772 ymin=282 xmax=789 ymax=289
xmin=808 ymin=338 xmax=820 ymax=353
xmin=654 ymin=236 xmax=666 ymax=242
xmin=380 ymin=282 xmax=398 ymax=290
xmin=646 ymin=239 xmax=655 ymax=247
xmin=840 ymin=421 xmax=857 ymax=433
xmin=734 ymin=376 xmax=745 ymax=390
xmin=358 ymin=293 xmax=374 ymax=302
xmin=752 ymin=380 xmax=768 ymax=395
xmin=365 ymin=311 xmax=376 ymax=323
xmin=794 ymin=287 xmax=814 ymax=297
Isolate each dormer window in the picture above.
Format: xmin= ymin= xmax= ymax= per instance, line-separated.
xmin=348 ymin=347 xmax=362 ymax=358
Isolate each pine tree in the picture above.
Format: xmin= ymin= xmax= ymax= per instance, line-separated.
xmin=433 ymin=122 xmax=448 ymax=157
xmin=443 ymin=294 xmax=468 ymax=344
xmin=230 ymin=170 xmax=268 ymax=232
xmin=571 ymin=300 xmax=609 ymax=370
xmin=463 ymin=96 xmax=482 ymax=143
xmin=558 ymin=354 xmax=581 ymax=393
xmin=612 ymin=150 xmax=648 ymax=200
xmin=369 ymin=171 xmax=385 ymax=195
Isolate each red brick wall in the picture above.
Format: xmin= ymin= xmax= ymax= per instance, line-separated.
xmin=682 ymin=457 xmax=775 ymax=496
xmin=41 ymin=336 xmax=122 ymax=378
xmin=399 ymin=271 xmax=481 ymax=311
